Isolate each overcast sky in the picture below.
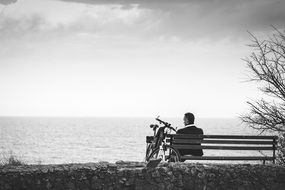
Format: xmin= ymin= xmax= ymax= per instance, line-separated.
xmin=0 ymin=0 xmax=284 ymax=118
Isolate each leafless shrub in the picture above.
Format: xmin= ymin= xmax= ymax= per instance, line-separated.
xmin=241 ymin=27 xmax=285 ymax=164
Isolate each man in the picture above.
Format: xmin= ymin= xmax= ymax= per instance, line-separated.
xmin=176 ymin=112 xmax=204 ymax=158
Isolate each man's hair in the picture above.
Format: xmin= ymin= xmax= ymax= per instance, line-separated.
xmin=184 ymin=112 xmax=195 ymax=124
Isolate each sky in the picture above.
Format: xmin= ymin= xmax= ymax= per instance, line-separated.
xmin=0 ymin=0 xmax=284 ymax=118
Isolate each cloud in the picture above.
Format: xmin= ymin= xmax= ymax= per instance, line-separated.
xmin=0 ymin=14 xmax=47 ymax=40
xmin=1 ymin=0 xmax=285 ymax=43
xmin=0 ymin=3 xmax=158 ymax=41
xmin=57 ymin=0 xmax=285 ymax=40
xmin=0 ymin=0 xmax=17 ymax=5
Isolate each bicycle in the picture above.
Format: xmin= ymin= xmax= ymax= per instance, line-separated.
xmin=145 ymin=116 xmax=181 ymax=162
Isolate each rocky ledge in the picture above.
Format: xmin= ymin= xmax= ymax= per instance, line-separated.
xmin=1 ymin=161 xmax=285 ymax=190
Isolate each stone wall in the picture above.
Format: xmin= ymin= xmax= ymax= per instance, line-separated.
xmin=1 ymin=161 xmax=285 ymax=190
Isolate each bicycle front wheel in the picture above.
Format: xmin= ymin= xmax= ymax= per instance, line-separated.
xmin=145 ymin=143 xmax=153 ymax=162
xmin=147 ymin=145 xmax=180 ymax=162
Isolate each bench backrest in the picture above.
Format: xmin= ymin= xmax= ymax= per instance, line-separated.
xmin=163 ymin=134 xmax=278 ymax=163
xmin=168 ymin=134 xmax=277 ymax=151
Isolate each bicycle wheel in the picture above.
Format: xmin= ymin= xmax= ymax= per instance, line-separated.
xmin=145 ymin=143 xmax=153 ymax=162
xmin=147 ymin=145 xmax=180 ymax=162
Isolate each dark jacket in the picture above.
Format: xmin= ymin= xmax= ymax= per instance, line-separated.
xmin=176 ymin=125 xmax=204 ymax=156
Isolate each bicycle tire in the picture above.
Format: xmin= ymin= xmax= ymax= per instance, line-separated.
xmin=147 ymin=145 xmax=181 ymax=162
xmin=145 ymin=143 xmax=152 ymax=161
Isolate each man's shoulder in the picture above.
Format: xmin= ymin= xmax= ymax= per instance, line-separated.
xmin=177 ymin=128 xmax=186 ymax=134
xmin=177 ymin=126 xmax=203 ymax=134
xmin=196 ymin=127 xmax=203 ymax=132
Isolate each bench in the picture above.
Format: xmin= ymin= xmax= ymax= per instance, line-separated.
xmin=146 ymin=135 xmax=278 ymax=164
xmin=170 ymin=134 xmax=278 ymax=164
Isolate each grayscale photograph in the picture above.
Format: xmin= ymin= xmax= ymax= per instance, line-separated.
xmin=0 ymin=0 xmax=285 ymax=189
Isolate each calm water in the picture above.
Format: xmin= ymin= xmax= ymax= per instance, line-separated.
xmin=0 ymin=117 xmax=267 ymax=164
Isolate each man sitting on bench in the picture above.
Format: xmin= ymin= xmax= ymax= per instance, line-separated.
xmin=177 ymin=112 xmax=204 ymax=161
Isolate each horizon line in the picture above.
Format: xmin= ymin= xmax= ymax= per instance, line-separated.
xmin=0 ymin=115 xmax=238 ymax=119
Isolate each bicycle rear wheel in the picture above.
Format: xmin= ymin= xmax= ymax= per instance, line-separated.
xmin=147 ymin=145 xmax=180 ymax=162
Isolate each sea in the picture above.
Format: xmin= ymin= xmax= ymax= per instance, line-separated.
xmin=0 ymin=117 xmax=273 ymax=165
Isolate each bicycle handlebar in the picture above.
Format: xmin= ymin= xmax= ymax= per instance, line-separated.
xmin=155 ymin=116 xmax=176 ymax=132
xmin=155 ymin=117 xmax=168 ymax=125
xmin=167 ymin=125 xmax=177 ymax=132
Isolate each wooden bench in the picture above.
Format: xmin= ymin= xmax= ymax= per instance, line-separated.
xmin=169 ymin=134 xmax=278 ymax=164
xmin=146 ymin=135 xmax=278 ymax=164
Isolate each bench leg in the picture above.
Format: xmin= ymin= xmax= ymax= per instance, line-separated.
xmin=263 ymin=160 xmax=266 ymax=165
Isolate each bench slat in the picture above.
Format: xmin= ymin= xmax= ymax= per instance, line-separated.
xmin=172 ymin=145 xmax=274 ymax=150
xmin=169 ymin=134 xmax=277 ymax=139
xmin=170 ymin=139 xmax=274 ymax=145
xmin=180 ymin=156 xmax=274 ymax=160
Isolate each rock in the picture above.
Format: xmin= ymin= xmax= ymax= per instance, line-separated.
xmin=0 ymin=162 xmax=285 ymax=190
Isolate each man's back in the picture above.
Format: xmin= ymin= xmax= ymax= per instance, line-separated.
xmin=176 ymin=125 xmax=204 ymax=156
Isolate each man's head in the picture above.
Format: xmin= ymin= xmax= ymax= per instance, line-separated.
xmin=183 ymin=112 xmax=195 ymax=126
